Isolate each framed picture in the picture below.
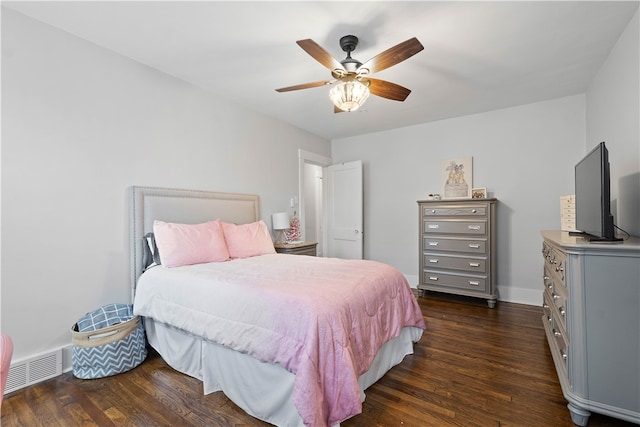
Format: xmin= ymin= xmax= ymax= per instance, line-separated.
xmin=441 ymin=157 xmax=472 ymax=199
xmin=472 ymin=188 xmax=487 ymax=199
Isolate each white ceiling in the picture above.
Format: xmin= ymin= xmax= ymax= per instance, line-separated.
xmin=4 ymin=1 xmax=638 ymax=140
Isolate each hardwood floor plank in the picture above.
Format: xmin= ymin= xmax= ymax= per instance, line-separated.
xmin=2 ymin=293 xmax=636 ymax=427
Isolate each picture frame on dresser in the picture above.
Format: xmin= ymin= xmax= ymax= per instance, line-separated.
xmin=441 ymin=157 xmax=473 ymax=199
xmin=471 ymin=188 xmax=487 ymax=199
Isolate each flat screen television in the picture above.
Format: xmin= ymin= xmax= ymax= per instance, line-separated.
xmin=574 ymin=141 xmax=620 ymax=241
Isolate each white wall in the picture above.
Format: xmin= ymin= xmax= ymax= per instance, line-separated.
xmin=586 ymin=9 xmax=639 ymax=237
xmin=331 ymin=95 xmax=586 ymax=305
xmin=1 ymin=9 xmax=330 ymax=363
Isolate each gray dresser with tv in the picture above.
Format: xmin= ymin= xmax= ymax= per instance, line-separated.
xmin=541 ymin=230 xmax=640 ymax=425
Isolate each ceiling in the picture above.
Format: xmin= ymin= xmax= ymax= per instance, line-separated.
xmin=4 ymin=1 xmax=638 ymax=140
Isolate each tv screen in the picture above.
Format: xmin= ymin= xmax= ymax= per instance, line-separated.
xmin=574 ymin=141 xmax=619 ymax=241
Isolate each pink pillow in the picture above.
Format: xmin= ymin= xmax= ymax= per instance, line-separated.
xmin=153 ymin=219 xmax=230 ymax=267
xmin=222 ymin=220 xmax=276 ymax=259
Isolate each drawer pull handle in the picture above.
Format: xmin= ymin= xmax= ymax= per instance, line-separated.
xmin=561 ymin=351 xmax=568 ymax=361
xmin=428 ymin=242 xmax=439 ymax=246
xmin=552 ymin=293 xmax=560 ymax=300
xmin=543 ymin=303 xmax=549 ymax=309
xmin=468 ymin=225 xmax=481 ymax=230
xmin=469 ymin=281 xmax=480 ymax=286
xmin=428 ymin=224 xmax=439 ymax=229
xmin=471 ymin=209 xmax=477 ymax=213
xmin=469 ymin=262 xmax=480 ymax=267
xmin=553 ymin=329 xmax=562 ymax=337
xmin=559 ymin=307 xmax=565 ymax=315
xmin=468 ymin=244 xmax=480 ymax=249
xmin=429 ymin=276 xmax=438 ymax=281
xmin=429 ymin=259 xmax=439 ymax=263
xmin=431 ymin=209 xmax=436 ymax=213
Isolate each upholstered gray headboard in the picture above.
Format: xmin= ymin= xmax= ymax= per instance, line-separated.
xmin=129 ymin=186 xmax=260 ymax=301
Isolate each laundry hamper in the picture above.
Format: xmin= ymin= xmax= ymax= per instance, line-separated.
xmin=71 ymin=303 xmax=147 ymax=379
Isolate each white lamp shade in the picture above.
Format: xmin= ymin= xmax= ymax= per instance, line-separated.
xmin=272 ymin=212 xmax=290 ymax=230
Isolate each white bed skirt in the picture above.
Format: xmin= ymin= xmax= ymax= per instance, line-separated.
xmin=144 ymin=317 xmax=422 ymax=426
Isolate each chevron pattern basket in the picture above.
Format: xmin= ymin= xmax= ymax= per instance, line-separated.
xmin=71 ymin=304 xmax=147 ymax=379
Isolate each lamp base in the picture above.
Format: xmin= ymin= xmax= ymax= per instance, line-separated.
xmin=274 ymin=230 xmax=288 ymax=244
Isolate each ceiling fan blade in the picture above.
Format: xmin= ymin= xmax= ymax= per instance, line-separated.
xmin=297 ymin=39 xmax=345 ymax=72
xmin=365 ymin=78 xmax=412 ymax=101
xmin=359 ymin=37 xmax=424 ymax=74
xmin=275 ymin=80 xmax=333 ymax=92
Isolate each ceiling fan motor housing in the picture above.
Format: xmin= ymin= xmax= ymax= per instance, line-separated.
xmin=339 ymin=35 xmax=363 ymax=72
xmin=339 ymin=35 xmax=359 ymax=53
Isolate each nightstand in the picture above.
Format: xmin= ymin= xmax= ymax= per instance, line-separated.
xmin=274 ymin=241 xmax=318 ymax=256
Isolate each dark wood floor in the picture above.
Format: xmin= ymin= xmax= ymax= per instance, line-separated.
xmin=2 ymin=292 xmax=636 ymax=426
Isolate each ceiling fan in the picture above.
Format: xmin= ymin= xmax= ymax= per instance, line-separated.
xmin=275 ymin=35 xmax=424 ymax=112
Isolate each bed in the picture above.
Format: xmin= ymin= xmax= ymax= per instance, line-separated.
xmin=129 ymin=186 xmax=425 ymax=427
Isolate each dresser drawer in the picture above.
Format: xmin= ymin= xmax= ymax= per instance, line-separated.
xmin=543 ymin=291 xmax=553 ymax=324
xmin=544 ymin=286 xmax=567 ymax=330
xmin=551 ymin=318 xmax=569 ymax=374
xmin=551 ymin=287 xmax=567 ymax=328
xmin=423 ymin=220 xmax=486 ymax=235
xmin=542 ymin=303 xmax=569 ymax=376
xmin=543 ymin=243 xmax=566 ymax=287
xmin=423 ymin=236 xmax=487 ymax=254
xmin=423 ymin=205 xmax=488 ymax=217
xmin=423 ymin=253 xmax=486 ymax=273
xmin=423 ymin=270 xmax=487 ymax=292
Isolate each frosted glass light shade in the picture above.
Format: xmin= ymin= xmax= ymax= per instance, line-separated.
xmin=271 ymin=212 xmax=290 ymax=230
xmin=329 ymin=81 xmax=370 ymax=112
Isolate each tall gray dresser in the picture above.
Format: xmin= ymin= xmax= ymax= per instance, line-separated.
xmin=541 ymin=231 xmax=640 ymax=426
xmin=418 ymin=199 xmax=497 ymax=307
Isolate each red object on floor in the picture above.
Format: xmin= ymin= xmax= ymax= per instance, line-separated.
xmin=1 ymin=334 xmax=13 ymax=406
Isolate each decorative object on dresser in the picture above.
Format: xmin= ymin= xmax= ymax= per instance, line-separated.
xmin=274 ymin=241 xmax=318 ymax=256
xmin=417 ymin=198 xmax=497 ymax=308
xmin=541 ymin=231 xmax=640 ymax=426
xmin=471 ymin=188 xmax=487 ymax=199
xmin=441 ymin=157 xmax=472 ymax=199
xmin=560 ymin=195 xmax=577 ymax=232
xmin=285 ymin=210 xmax=302 ymax=243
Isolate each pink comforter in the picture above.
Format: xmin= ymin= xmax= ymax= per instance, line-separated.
xmin=134 ymin=254 xmax=425 ymax=426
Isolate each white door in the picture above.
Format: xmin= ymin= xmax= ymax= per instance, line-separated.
xmin=325 ymin=160 xmax=363 ymax=259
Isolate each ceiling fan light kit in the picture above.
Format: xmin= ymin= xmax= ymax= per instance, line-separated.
xmin=329 ymin=80 xmax=370 ymax=112
xmin=276 ymin=35 xmax=423 ymax=113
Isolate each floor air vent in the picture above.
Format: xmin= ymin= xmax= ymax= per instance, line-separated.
xmin=5 ymin=349 xmax=62 ymax=394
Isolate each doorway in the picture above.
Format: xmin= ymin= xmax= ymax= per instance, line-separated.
xmin=298 ymin=150 xmax=331 ymax=257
